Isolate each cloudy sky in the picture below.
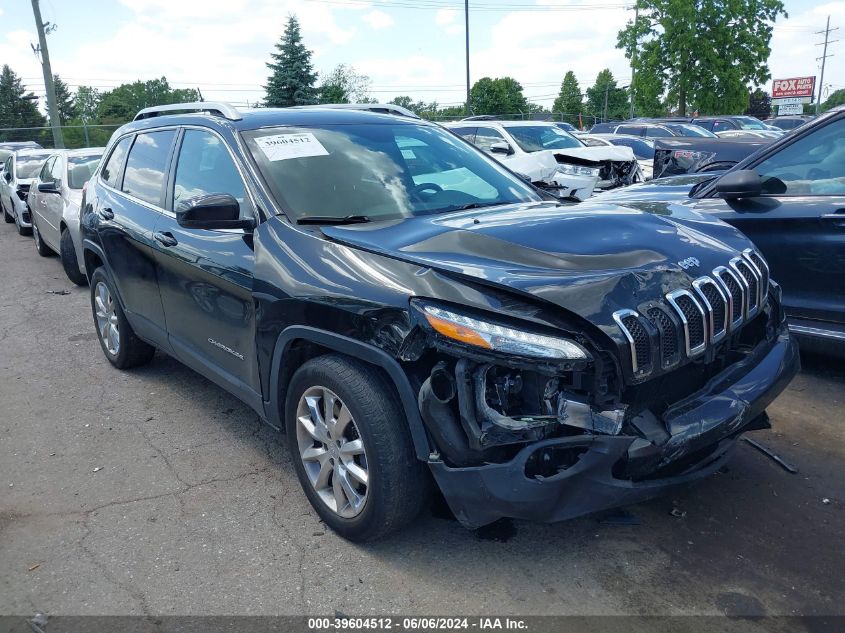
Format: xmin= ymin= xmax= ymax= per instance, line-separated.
xmin=0 ymin=0 xmax=843 ymax=110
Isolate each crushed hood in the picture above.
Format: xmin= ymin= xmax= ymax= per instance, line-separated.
xmin=322 ymin=200 xmax=756 ymax=326
xmin=547 ymin=145 xmax=636 ymax=163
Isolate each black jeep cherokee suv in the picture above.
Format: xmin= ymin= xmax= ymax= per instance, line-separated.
xmin=81 ymin=103 xmax=799 ymax=541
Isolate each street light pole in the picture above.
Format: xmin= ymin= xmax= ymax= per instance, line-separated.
xmin=30 ymin=0 xmax=64 ymax=148
xmin=465 ymin=0 xmax=471 ymax=115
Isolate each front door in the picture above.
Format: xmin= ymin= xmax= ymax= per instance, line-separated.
xmin=695 ymin=115 xmax=845 ymax=328
xmin=152 ymin=128 xmax=260 ymax=397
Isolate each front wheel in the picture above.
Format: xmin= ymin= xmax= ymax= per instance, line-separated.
xmin=33 ymin=220 xmax=53 ymax=256
xmin=89 ymin=267 xmax=155 ymax=369
xmin=60 ymin=228 xmax=87 ymax=285
xmin=2 ymin=200 xmax=13 ymax=223
xmin=285 ymin=355 xmax=430 ymax=541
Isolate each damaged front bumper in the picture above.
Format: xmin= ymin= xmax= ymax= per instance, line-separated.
xmin=425 ymin=331 xmax=799 ymax=528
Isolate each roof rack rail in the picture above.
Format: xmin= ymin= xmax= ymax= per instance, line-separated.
xmin=289 ymin=103 xmax=420 ymax=119
xmin=460 ymin=115 xmax=498 ymax=121
xmin=133 ymin=102 xmax=242 ymax=122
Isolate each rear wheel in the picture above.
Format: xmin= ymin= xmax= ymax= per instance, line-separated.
xmin=33 ymin=220 xmax=53 ymax=256
xmin=285 ymin=355 xmax=429 ymax=541
xmin=60 ymin=228 xmax=87 ymax=286
xmin=89 ymin=267 xmax=155 ymax=369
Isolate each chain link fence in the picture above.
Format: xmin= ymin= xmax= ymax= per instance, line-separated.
xmin=0 ymin=123 xmax=124 ymax=149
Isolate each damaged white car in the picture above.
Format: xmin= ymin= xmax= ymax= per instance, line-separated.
xmin=446 ymin=120 xmax=642 ymax=200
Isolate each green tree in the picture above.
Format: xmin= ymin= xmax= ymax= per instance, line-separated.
xmin=822 ymin=88 xmax=845 ymax=112
xmin=552 ymin=71 xmax=583 ymax=124
xmin=585 ymin=69 xmax=629 ymax=122
xmin=618 ymin=0 xmax=786 ymax=115
xmin=469 ymin=77 xmax=529 ymax=117
xmin=0 ymin=65 xmax=47 ymax=143
xmin=74 ymin=86 xmax=101 ymax=122
xmin=265 ymin=15 xmax=318 ymax=107
xmin=318 ymin=64 xmax=372 ymax=104
xmin=745 ymin=88 xmax=771 ymax=119
xmin=53 ymin=75 xmax=76 ymax=123
xmin=97 ymin=78 xmax=198 ymax=123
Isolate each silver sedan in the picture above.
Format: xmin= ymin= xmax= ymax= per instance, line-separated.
xmin=27 ymin=148 xmax=104 ymax=285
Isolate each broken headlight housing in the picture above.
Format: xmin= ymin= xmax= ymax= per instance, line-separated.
xmin=556 ymin=164 xmax=600 ymax=178
xmin=417 ymin=301 xmax=589 ymax=360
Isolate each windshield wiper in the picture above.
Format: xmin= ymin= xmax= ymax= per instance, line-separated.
xmin=297 ymin=215 xmax=371 ymax=225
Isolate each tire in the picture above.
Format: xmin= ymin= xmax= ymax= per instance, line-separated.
xmin=2 ymin=199 xmax=12 ymax=223
xmin=285 ymin=354 xmax=430 ymax=541
xmin=60 ymin=228 xmax=87 ymax=286
xmin=33 ymin=220 xmax=53 ymax=256
xmin=89 ymin=267 xmax=155 ymax=369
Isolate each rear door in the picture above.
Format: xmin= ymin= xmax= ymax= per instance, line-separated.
xmin=694 ymin=114 xmax=845 ymax=328
xmin=152 ymin=127 xmax=261 ymax=398
xmin=94 ymin=131 xmax=176 ymax=347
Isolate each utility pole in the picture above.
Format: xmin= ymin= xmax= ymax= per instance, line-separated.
xmin=815 ymin=15 xmax=839 ymax=114
xmin=30 ymin=0 xmax=64 ymax=148
xmin=464 ymin=0 xmax=471 ymax=115
xmin=630 ymin=1 xmax=639 ymax=119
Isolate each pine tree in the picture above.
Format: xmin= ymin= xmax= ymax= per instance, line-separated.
xmin=264 ymin=15 xmax=318 ymax=107
xmin=585 ymin=69 xmax=629 ymax=122
xmin=0 ymin=65 xmax=47 ymax=143
xmin=53 ymin=75 xmax=76 ymax=123
xmin=552 ymin=71 xmax=583 ymax=125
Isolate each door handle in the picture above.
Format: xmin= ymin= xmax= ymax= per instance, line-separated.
xmin=154 ymin=231 xmax=178 ymax=247
xmin=98 ymin=207 xmax=114 ymax=220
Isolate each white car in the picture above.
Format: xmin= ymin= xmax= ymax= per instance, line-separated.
xmin=1 ymin=149 xmax=53 ymax=235
xmin=27 ymin=147 xmax=104 ymax=285
xmin=446 ymin=120 xmax=640 ymax=201
xmin=579 ymin=134 xmax=656 ymax=181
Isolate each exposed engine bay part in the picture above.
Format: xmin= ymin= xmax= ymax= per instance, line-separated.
xmin=418 ymin=358 xmax=628 ymax=467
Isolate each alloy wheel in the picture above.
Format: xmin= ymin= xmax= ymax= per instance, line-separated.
xmin=94 ymin=281 xmax=120 ymax=355
xmin=295 ymin=386 xmax=369 ymax=518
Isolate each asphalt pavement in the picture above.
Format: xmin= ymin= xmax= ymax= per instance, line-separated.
xmin=0 ymin=219 xmax=842 ymax=629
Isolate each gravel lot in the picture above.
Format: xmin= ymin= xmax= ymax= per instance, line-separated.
xmin=0 ymin=219 xmax=842 ymax=626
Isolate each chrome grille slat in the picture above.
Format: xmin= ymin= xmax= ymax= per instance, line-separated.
xmin=693 ymin=276 xmax=728 ymax=344
xmin=743 ymin=248 xmax=769 ymax=307
xmin=666 ymin=289 xmax=707 ymax=357
xmin=731 ymin=257 xmax=760 ymax=319
xmin=714 ymin=265 xmax=745 ymax=330
xmin=613 ymin=309 xmax=650 ymax=375
xmin=646 ymin=306 xmax=680 ymax=368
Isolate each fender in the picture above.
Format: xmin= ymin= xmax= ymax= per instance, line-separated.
xmin=265 ymin=325 xmax=432 ymax=461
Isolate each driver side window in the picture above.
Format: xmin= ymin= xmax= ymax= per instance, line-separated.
xmin=40 ymin=157 xmax=55 ymax=182
xmin=755 ymin=118 xmax=845 ymax=196
xmin=474 ymin=128 xmax=507 ymax=152
xmin=173 ymin=129 xmax=253 ymax=219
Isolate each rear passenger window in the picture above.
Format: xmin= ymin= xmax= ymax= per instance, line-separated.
xmin=101 ymin=137 xmax=132 ymax=188
xmin=173 ymin=130 xmax=252 ymax=217
xmin=616 ymin=125 xmax=643 ymax=136
xmin=122 ymin=130 xmax=176 ymax=206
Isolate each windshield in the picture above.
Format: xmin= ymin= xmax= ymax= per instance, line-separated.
xmin=16 ymin=154 xmax=51 ymax=179
xmin=503 ymin=125 xmax=583 ymax=152
xmin=68 ymin=153 xmax=103 ymax=189
xmin=608 ymin=137 xmax=655 ymax=159
xmin=666 ymin=123 xmax=716 ymax=138
xmin=242 ymin=123 xmax=541 ymax=222
xmin=737 ymin=116 xmax=768 ymax=130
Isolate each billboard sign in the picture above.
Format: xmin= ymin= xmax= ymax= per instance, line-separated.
xmin=778 ymin=103 xmax=804 ymax=116
xmin=772 ymin=76 xmax=816 ymax=99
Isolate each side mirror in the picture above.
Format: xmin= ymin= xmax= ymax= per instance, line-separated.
xmin=175 ymin=193 xmax=255 ymax=231
xmin=715 ymin=170 xmax=762 ymax=200
xmin=38 ymin=180 xmax=60 ymax=194
xmin=490 ymin=142 xmax=513 ymax=155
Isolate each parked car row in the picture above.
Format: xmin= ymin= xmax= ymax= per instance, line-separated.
xmin=6 ymin=101 xmax=829 ymax=543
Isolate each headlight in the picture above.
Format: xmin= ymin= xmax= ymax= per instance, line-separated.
xmin=556 ymin=164 xmax=600 ymax=178
xmin=419 ymin=303 xmax=589 ymax=360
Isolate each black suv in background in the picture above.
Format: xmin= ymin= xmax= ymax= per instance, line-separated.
xmin=81 ymin=103 xmax=798 ymax=541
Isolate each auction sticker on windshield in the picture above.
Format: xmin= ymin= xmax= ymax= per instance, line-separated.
xmin=255 ymin=133 xmax=329 ymax=161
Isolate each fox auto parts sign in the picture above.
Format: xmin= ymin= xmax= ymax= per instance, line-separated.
xmin=772 ymin=76 xmax=816 ymax=99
